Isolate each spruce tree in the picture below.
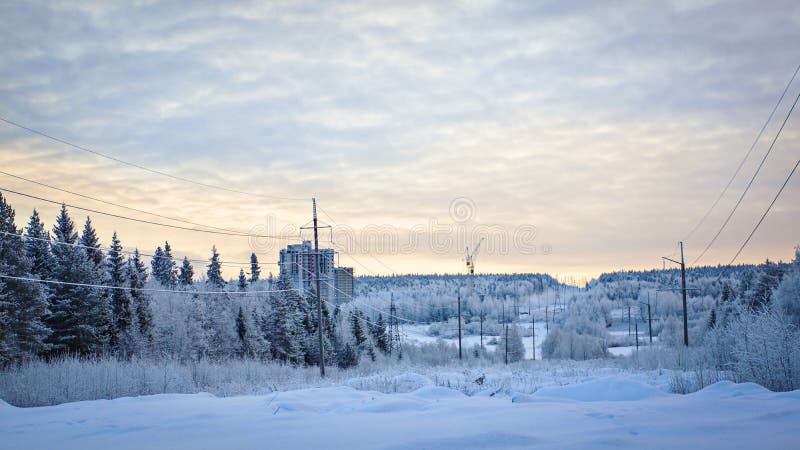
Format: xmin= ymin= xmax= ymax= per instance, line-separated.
xmin=236 ymin=305 xmax=247 ymax=357
xmin=238 ymin=268 xmax=248 ymax=291
xmin=162 ymin=241 xmax=178 ymax=288
xmin=179 ymin=257 xmax=194 ymax=286
xmin=106 ymin=232 xmax=132 ymax=352
xmin=350 ymin=309 xmax=367 ymax=347
xmin=249 ymin=253 xmax=260 ymax=282
xmin=23 ymin=209 xmax=53 ymax=279
xmin=151 ymin=246 xmax=165 ymax=285
xmin=0 ymin=194 xmax=50 ymax=363
xmin=268 ymin=279 xmax=303 ymax=364
xmin=207 ymin=245 xmax=225 ymax=288
xmin=128 ymin=249 xmax=153 ymax=342
xmin=373 ymin=314 xmax=389 ymax=354
xmin=79 ymin=217 xmax=103 ymax=269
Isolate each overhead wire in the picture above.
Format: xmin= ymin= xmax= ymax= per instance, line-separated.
xmin=682 ymin=63 xmax=800 ymax=243
xmin=0 ymin=116 xmax=309 ymax=202
xmin=0 ymin=274 xmax=294 ymax=295
xmin=0 ymin=231 xmax=277 ymax=267
xmin=691 ymin=89 xmax=800 ymax=265
xmin=0 ymin=186 xmax=298 ymax=240
xmin=728 ymin=159 xmax=800 ymax=265
xmin=0 ymin=170 xmax=266 ymax=235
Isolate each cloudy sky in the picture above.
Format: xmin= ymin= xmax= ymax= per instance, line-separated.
xmin=1 ymin=0 xmax=799 ymax=281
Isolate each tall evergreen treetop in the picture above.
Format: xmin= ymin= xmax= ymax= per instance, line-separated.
xmin=179 ymin=257 xmax=194 ymax=286
xmin=52 ymin=204 xmax=77 ymax=244
xmin=151 ymin=246 xmax=164 ymax=284
xmin=249 ymin=253 xmax=260 ymax=283
xmin=24 ymin=209 xmax=53 ymax=279
xmin=207 ymin=245 xmax=225 ymax=288
xmin=79 ymin=217 xmax=103 ymax=269
xmin=238 ymin=268 xmax=247 ymax=291
xmin=106 ymin=232 xmax=131 ymax=350
xmin=162 ymin=241 xmax=178 ymax=288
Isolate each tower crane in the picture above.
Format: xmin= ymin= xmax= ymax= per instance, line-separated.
xmin=465 ymin=237 xmax=484 ymax=298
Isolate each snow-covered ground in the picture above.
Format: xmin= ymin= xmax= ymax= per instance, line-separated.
xmin=2 ymin=374 xmax=798 ymax=449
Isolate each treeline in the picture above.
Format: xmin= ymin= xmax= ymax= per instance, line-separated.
xmin=0 ymin=193 xmax=394 ymax=369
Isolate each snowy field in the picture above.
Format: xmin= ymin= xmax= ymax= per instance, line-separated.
xmin=2 ymin=374 xmax=798 ymax=449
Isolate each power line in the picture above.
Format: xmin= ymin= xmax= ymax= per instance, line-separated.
xmin=683 ymin=63 xmax=800 ymax=243
xmin=0 ymin=231 xmax=277 ymax=267
xmin=317 ymin=205 xmax=398 ymax=274
xmin=692 ymin=89 xmax=800 ymax=265
xmin=0 ymin=186 xmax=298 ymax=240
xmin=729 ymin=159 xmax=800 ymax=265
xmin=0 ymin=116 xmax=309 ymax=202
xmin=0 ymin=274 xmax=294 ymax=295
xmin=0 ymin=170 xmax=258 ymax=235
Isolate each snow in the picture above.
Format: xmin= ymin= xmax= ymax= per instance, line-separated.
xmin=2 ymin=375 xmax=799 ymax=449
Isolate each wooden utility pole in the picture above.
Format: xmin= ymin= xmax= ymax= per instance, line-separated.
xmin=503 ymin=299 xmax=508 ymax=365
xmin=635 ymin=321 xmax=639 ymax=351
xmin=628 ymin=305 xmax=631 ymax=336
xmin=531 ymin=313 xmax=535 ymax=360
xmin=680 ymin=242 xmax=688 ymax=347
xmin=312 ymin=198 xmax=325 ymax=377
xmin=479 ymin=294 xmax=484 ymax=349
xmin=662 ymin=242 xmax=689 ymax=347
xmin=647 ymin=292 xmax=653 ymax=344
xmin=457 ymin=289 xmax=462 ymax=360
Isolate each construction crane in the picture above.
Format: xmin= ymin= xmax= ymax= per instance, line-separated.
xmin=465 ymin=237 xmax=484 ymax=298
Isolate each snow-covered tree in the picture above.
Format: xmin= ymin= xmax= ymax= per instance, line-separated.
xmin=47 ymin=205 xmax=110 ymax=355
xmin=206 ymin=245 xmax=225 ymax=288
xmin=249 ymin=253 xmax=260 ymax=282
xmin=179 ymin=257 xmax=194 ymax=286
xmin=128 ymin=249 xmax=153 ymax=346
xmin=23 ymin=209 xmax=53 ymax=279
xmin=238 ymin=268 xmax=247 ymax=291
xmin=0 ymin=194 xmax=50 ymax=364
xmin=105 ymin=232 xmax=132 ymax=353
xmin=499 ymin=323 xmax=525 ymax=363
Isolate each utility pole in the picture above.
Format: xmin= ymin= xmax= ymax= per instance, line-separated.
xmin=457 ymin=289 xmax=462 ymax=360
xmin=647 ymin=292 xmax=653 ymax=344
xmin=662 ymin=241 xmax=689 ymax=347
xmin=628 ymin=305 xmax=631 ymax=336
xmin=502 ymin=299 xmax=508 ymax=365
xmin=680 ymin=241 xmax=688 ymax=347
xmin=479 ymin=294 xmax=485 ymax=349
xmin=635 ymin=321 xmax=639 ymax=351
xmin=545 ymin=304 xmax=549 ymax=333
xmin=531 ymin=313 xmax=535 ymax=361
xmin=312 ymin=198 xmax=325 ymax=377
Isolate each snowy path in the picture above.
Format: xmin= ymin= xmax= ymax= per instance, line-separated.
xmin=2 ymin=377 xmax=799 ymax=449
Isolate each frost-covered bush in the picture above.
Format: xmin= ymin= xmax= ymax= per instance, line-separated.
xmin=541 ymin=300 xmax=610 ymax=360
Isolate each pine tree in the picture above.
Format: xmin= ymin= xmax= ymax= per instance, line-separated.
xmin=23 ymin=209 xmax=53 ymax=279
xmin=128 ymin=249 xmax=153 ymax=343
xmin=707 ymin=308 xmax=717 ymax=329
xmin=499 ymin=324 xmax=525 ymax=363
xmin=47 ymin=204 xmax=100 ymax=355
xmin=207 ymin=245 xmax=225 ymax=288
xmin=268 ymin=279 xmax=304 ymax=364
xmin=238 ymin=268 xmax=248 ymax=291
xmin=373 ymin=314 xmax=389 ymax=354
xmin=0 ymin=194 xmax=50 ymax=363
xmin=162 ymin=241 xmax=178 ymax=288
xmin=249 ymin=253 xmax=260 ymax=282
xmin=350 ymin=309 xmax=367 ymax=347
xmin=79 ymin=217 xmax=103 ymax=269
xmin=151 ymin=246 xmax=164 ymax=284
xmin=236 ymin=306 xmax=247 ymax=357
xmin=179 ymin=257 xmax=194 ymax=286
xmin=106 ymin=232 xmax=132 ymax=352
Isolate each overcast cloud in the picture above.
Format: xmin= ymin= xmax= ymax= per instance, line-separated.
xmin=1 ymin=0 xmax=799 ymax=280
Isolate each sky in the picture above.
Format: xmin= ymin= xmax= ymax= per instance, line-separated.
xmin=1 ymin=0 xmax=799 ymax=281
